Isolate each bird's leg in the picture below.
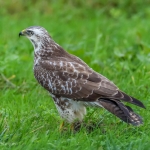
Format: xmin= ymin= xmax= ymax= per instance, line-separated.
xmin=70 ymin=122 xmax=81 ymax=132
xmin=59 ymin=121 xmax=64 ymax=131
xmin=70 ymin=123 xmax=74 ymax=131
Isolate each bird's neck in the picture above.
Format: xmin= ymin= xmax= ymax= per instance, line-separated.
xmin=34 ymin=40 xmax=69 ymax=59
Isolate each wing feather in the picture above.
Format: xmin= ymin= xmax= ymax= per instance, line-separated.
xmin=35 ymin=59 xmax=145 ymax=109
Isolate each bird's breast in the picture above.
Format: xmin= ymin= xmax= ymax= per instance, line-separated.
xmin=33 ymin=65 xmax=52 ymax=90
xmin=33 ymin=65 xmax=63 ymax=95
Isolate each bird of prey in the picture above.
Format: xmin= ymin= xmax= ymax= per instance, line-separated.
xmin=19 ymin=26 xmax=145 ymax=127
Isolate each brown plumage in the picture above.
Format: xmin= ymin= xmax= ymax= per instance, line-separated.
xmin=19 ymin=26 xmax=145 ymax=126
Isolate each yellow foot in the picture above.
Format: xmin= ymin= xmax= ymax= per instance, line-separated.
xmin=59 ymin=121 xmax=64 ymax=131
xmin=70 ymin=124 xmax=74 ymax=131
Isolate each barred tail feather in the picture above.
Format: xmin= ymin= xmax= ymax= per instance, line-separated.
xmin=98 ymin=99 xmax=143 ymax=126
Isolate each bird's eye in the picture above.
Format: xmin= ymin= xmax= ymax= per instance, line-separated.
xmin=27 ymin=30 xmax=34 ymax=35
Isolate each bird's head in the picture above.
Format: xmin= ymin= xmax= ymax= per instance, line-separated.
xmin=19 ymin=26 xmax=51 ymax=50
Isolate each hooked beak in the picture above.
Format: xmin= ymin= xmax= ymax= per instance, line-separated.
xmin=19 ymin=29 xmax=26 ymax=37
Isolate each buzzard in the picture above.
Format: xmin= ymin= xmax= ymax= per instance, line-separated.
xmin=19 ymin=26 xmax=145 ymax=126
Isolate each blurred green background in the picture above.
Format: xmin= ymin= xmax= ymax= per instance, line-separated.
xmin=0 ymin=1 xmax=150 ymax=150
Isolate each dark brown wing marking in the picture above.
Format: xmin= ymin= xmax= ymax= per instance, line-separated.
xmin=34 ymin=58 xmax=145 ymax=109
xmin=36 ymin=60 xmax=119 ymax=99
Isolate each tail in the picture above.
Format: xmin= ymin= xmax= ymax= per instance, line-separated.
xmin=98 ymin=98 xmax=143 ymax=126
xmin=113 ymin=91 xmax=146 ymax=109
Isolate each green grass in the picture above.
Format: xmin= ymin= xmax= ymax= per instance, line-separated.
xmin=0 ymin=1 xmax=150 ymax=149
